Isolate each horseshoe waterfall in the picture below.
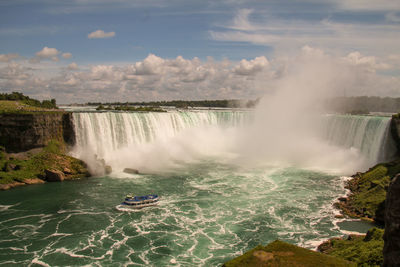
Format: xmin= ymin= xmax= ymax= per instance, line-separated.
xmin=0 ymin=110 xmax=394 ymax=266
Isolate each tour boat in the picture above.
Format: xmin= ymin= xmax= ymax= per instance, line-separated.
xmin=120 ymin=194 xmax=159 ymax=209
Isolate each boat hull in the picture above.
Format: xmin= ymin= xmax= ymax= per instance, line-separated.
xmin=120 ymin=194 xmax=159 ymax=209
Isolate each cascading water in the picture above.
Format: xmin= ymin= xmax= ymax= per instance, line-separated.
xmin=71 ymin=111 xmax=249 ymax=173
xmin=72 ymin=111 xmax=393 ymax=174
xmin=0 ymin=110 xmax=394 ymax=266
xmin=73 ymin=111 xmax=247 ymax=151
xmin=320 ymin=115 xmax=394 ymax=166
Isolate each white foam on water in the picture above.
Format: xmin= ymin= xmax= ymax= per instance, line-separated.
xmin=0 ymin=204 xmax=19 ymax=212
xmin=30 ymin=258 xmax=51 ymax=267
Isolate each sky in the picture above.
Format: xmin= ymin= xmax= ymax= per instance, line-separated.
xmin=0 ymin=0 xmax=399 ymax=103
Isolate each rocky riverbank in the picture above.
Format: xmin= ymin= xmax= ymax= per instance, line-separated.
xmin=334 ymin=159 xmax=400 ymax=225
xmin=0 ymin=140 xmax=90 ymax=190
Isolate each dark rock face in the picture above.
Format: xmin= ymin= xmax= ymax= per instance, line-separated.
xmin=383 ymin=174 xmax=400 ymax=266
xmin=105 ymin=165 xmax=112 ymax=174
xmin=0 ymin=112 xmax=75 ymax=152
xmin=62 ymin=113 xmax=75 ymax=146
xmin=390 ymin=115 xmax=400 ymax=155
xmin=45 ymin=169 xmax=65 ymax=182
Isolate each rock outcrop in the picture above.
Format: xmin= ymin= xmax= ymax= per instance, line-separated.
xmin=45 ymin=169 xmax=65 ymax=182
xmin=390 ymin=114 xmax=400 ymax=156
xmin=123 ymin=168 xmax=139 ymax=174
xmin=0 ymin=112 xmax=75 ymax=152
xmin=383 ymin=174 xmax=400 ymax=266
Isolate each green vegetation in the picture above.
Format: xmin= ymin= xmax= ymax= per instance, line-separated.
xmin=319 ymin=228 xmax=384 ymax=267
xmin=0 ymin=100 xmax=51 ymax=114
xmin=326 ymin=96 xmax=400 ymax=114
xmin=223 ymin=240 xmax=354 ymax=267
xmin=0 ymin=140 xmax=89 ymax=185
xmin=346 ymin=110 xmax=370 ymax=115
xmin=0 ymin=92 xmax=57 ymax=109
xmin=96 ymin=105 xmax=166 ymax=112
xmin=89 ymin=98 xmax=260 ymax=109
xmin=336 ymin=159 xmax=400 ymax=224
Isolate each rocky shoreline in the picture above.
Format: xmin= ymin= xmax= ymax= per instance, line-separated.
xmin=0 ymin=142 xmax=90 ymax=190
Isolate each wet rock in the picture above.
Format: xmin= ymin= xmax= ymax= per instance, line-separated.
xmin=0 ymin=184 xmax=11 ymax=190
xmin=123 ymin=168 xmax=139 ymax=174
xmin=0 ymin=182 xmax=25 ymax=190
xmin=105 ymin=165 xmax=112 ymax=174
xmin=45 ymin=169 xmax=65 ymax=182
xmin=63 ymin=167 xmax=72 ymax=174
xmin=24 ymin=178 xmax=45 ymax=185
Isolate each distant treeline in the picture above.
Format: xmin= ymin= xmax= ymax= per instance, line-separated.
xmin=87 ymin=99 xmax=260 ymax=108
xmin=326 ymin=96 xmax=400 ymax=114
xmin=96 ymin=105 xmax=166 ymax=112
xmin=0 ymin=92 xmax=57 ymax=109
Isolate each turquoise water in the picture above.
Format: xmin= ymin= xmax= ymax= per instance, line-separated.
xmin=0 ymin=160 xmax=348 ymax=266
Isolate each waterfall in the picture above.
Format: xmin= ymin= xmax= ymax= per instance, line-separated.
xmin=71 ymin=111 xmax=248 ymax=173
xmin=320 ymin=115 xmax=395 ymax=166
xmin=70 ymin=111 xmax=395 ymax=174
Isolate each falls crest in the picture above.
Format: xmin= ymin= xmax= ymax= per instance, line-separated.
xmin=71 ymin=111 xmax=394 ymax=174
xmin=320 ymin=115 xmax=394 ymax=166
xmin=71 ymin=111 xmax=247 ymax=173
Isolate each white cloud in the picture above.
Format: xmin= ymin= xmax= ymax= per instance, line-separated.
xmin=30 ymin=46 xmax=60 ymax=63
xmin=233 ymin=56 xmax=269 ymax=75
xmin=1 ymin=49 xmax=399 ymax=103
xmin=0 ymin=53 xmax=19 ymax=62
xmin=36 ymin=46 xmax=59 ymax=58
xmin=88 ymin=29 xmax=115 ymax=39
xmin=62 ymin=52 xmax=72 ymax=59
xmin=344 ymin=51 xmax=390 ymax=72
xmin=336 ymin=0 xmax=400 ymax=11
xmin=210 ymin=9 xmax=400 ymax=58
xmin=386 ymin=12 xmax=400 ymax=22
xmin=67 ymin=62 xmax=78 ymax=70
xmin=133 ymin=54 xmax=165 ymax=75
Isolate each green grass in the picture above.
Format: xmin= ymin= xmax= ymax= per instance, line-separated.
xmin=345 ymin=160 xmax=400 ymax=222
xmin=0 ymin=100 xmax=60 ymax=114
xmin=223 ymin=240 xmax=355 ymax=267
xmin=0 ymin=141 xmax=89 ymax=185
xmin=321 ymin=228 xmax=384 ymax=267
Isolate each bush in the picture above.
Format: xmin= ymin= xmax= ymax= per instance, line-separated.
xmin=0 ymin=92 xmax=57 ymax=109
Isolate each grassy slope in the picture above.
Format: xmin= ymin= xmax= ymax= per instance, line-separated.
xmin=0 ymin=100 xmax=60 ymax=114
xmin=336 ymin=159 xmax=400 ymax=223
xmin=223 ymin=240 xmax=355 ymax=267
xmin=0 ymin=140 xmax=89 ymax=185
xmin=319 ymin=228 xmax=384 ymax=267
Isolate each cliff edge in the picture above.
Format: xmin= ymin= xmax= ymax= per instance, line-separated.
xmin=0 ymin=100 xmax=75 ymax=152
xmin=0 ymin=100 xmax=88 ymax=189
xmin=384 ymin=174 xmax=400 ymax=266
